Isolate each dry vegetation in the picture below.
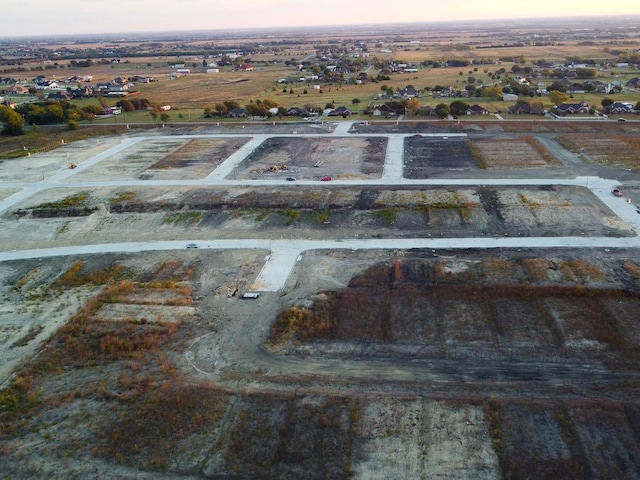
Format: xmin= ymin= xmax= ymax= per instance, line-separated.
xmin=555 ymin=134 xmax=640 ymax=169
xmin=270 ymin=256 xmax=639 ymax=358
xmin=470 ymin=136 xmax=559 ymax=169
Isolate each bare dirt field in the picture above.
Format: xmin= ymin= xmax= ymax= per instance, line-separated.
xmin=1 ymin=124 xmax=640 ymax=478
xmin=235 ymin=136 xmax=386 ymax=180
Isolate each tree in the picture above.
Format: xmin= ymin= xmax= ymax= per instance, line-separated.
xmin=435 ymin=103 xmax=450 ymax=119
xmin=214 ymin=103 xmax=228 ymax=117
xmin=449 ymin=100 xmax=470 ymax=117
xmin=601 ymin=98 xmax=614 ymax=108
xmin=351 ymin=98 xmax=361 ymax=105
xmin=575 ymin=68 xmax=597 ymax=79
xmin=0 ymin=106 xmax=24 ymax=135
xmin=116 ymin=99 xmax=135 ymax=112
xmin=483 ymin=85 xmax=503 ymax=99
xmin=406 ymin=97 xmax=420 ymax=115
xmin=549 ymin=90 xmax=570 ymax=106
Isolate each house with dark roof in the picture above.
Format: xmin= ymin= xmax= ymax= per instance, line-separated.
xmin=397 ymin=85 xmax=419 ymax=98
xmin=555 ymin=101 xmax=590 ymax=114
xmin=507 ymin=103 xmax=542 ymax=115
xmin=286 ymin=107 xmax=306 ymax=117
xmin=465 ymin=104 xmax=490 ymax=115
xmin=228 ymin=108 xmax=247 ymax=118
xmin=417 ymin=105 xmax=437 ymax=116
xmin=373 ymin=104 xmax=396 ymax=116
xmin=47 ymin=91 xmax=74 ymax=101
xmin=625 ymin=77 xmax=640 ymax=89
xmin=607 ymin=102 xmax=635 ymax=114
xmin=328 ymin=106 xmax=353 ymax=117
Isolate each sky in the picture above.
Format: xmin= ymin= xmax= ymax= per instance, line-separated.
xmin=1 ymin=0 xmax=638 ymax=38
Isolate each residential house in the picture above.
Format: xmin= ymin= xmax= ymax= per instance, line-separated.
xmin=4 ymin=84 xmax=29 ymax=94
xmin=417 ymin=105 xmax=437 ymax=117
xmin=583 ymin=80 xmax=611 ymax=94
xmin=555 ymin=101 xmax=590 ymax=114
xmin=71 ymin=85 xmax=94 ymax=97
xmin=228 ymin=108 xmax=247 ymax=118
xmin=235 ymin=64 xmax=253 ymax=72
xmin=286 ymin=107 xmax=306 ymax=117
xmin=328 ymin=106 xmax=353 ymax=117
xmin=47 ymin=91 xmax=74 ymax=101
xmin=465 ymin=104 xmax=490 ymax=115
xmin=35 ymin=81 xmax=59 ymax=89
xmin=373 ymin=104 xmax=396 ymax=116
xmin=397 ymin=85 xmax=419 ymax=98
xmin=507 ymin=103 xmax=542 ymax=115
xmin=607 ymin=102 xmax=635 ymax=115
xmin=625 ymin=77 xmax=640 ymax=89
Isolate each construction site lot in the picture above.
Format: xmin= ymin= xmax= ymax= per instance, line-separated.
xmin=234 ymin=136 xmax=386 ymax=180
xmin=2 ymin=124 xmax=640 ymax=478
xmin=1 ymin=248 xmax=640 ymax=479
xmin=403 ymin=135 xmax=560 ymax=178
xmin=556 ymin=134 xmax=640 ymax=171
xmin=3 ymin=184 xmax=633 ymax=251
xmin=65 ymin=137 xmax=252 ymax=181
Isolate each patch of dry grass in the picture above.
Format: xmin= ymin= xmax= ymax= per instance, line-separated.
xmin=556 ymin=134 xmax=640 ymax=169
xmin=470 ymin=136 xmax=557 ymax=169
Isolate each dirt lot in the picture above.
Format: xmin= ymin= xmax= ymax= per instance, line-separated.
xmin=235 ymin=136 xmax=386 ymax=180
xmin=1 ymin=125 xmax=640 ymax=478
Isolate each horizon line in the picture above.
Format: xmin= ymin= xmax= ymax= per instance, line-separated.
xmin=1 ymin=13 xmax=639 ymax=41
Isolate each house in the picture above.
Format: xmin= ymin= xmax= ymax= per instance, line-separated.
xmin=502 ymin=93 xmax=518 ymax=101
xmin=35 ymin=81 xmax=59 ymax=90
xmin=584 ymin=80 xmax=609 ymax=93
xmin=286 ymin=107 xmax=306 ymax=117
xmin=607 ymin=102 xmax=635 ymax=114
xmin=417 ymin=105 xmax=437 ymax=116
xmin=4 ymin=84 xmax=29 ymax=94
xmin=228 ymin=108 xmax=247 ymax=118
xmin=397 ymin=85 xmax=419 ymax=98
xmin=507 ymin=103 xmax=542 ymax=115
xmin=555 ymin=101 xmax=590 ymax=114
xmin=328 ymin=106 xmax=353 ymax=117
xmin=235 ymin=63 xmax=253 ymax=72
xmin=625 ymin=77 xmax=640 ymax=89
xmin=47 ymin=91 xmax=74 ymax=101
xmin=373 ymin=104 xmax=396 ymax=116
xmin=71 ymin=86 xmax=94 ymax=97
xmin=465 ymin=104 xmax=490 ymax=115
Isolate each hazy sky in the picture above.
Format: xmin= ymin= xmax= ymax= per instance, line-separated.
xmin=2 ymin=0 xmax=638 ymax=37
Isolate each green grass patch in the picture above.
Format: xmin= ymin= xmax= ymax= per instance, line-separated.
xmin=161 ymin=211 xmax=204 ymax=226
xmin=110 ymin=190 xmax=137 ymax=204
xmin=375 ymin=208 xmax=396 ymax=224
xmin=34 ymin=192 xmax=88 ymax=209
